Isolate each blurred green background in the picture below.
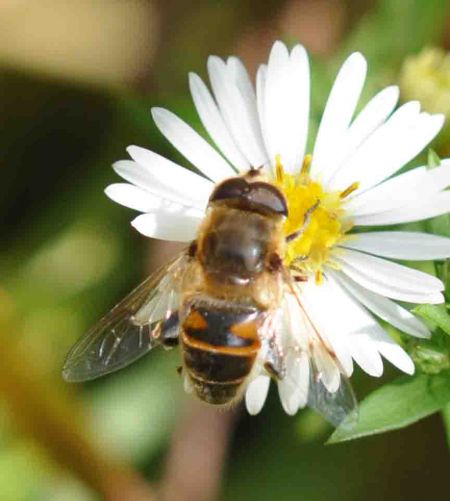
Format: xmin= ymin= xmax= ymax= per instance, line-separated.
xmin=1 ymin=1 xmax=450 ymax=500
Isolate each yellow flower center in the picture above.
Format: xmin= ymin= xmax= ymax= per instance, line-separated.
xmin=273 ymin=155 xmax=356 ymax=282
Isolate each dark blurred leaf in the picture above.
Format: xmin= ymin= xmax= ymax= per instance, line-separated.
xmin=328 ymin=372 xmax=450 ymax=444
xmin=0 ymin=69 xmax=115 ymax=244
xmin=413 ymin=304 xmax=450 ymax=335
xmin=442 ymin=404 xmax=450 ymax=449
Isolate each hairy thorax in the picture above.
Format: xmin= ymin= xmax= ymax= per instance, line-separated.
xmin=193 ymin=206 xmax=285 ymax=307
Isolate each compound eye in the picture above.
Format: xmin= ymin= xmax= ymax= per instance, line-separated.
xmin=247 ymin=182 xmax=288 ymax=216
xmin=209 ymin=177 xmax=288 ymax=217
xmin=209 ymin=178 xmax=249 ymax=203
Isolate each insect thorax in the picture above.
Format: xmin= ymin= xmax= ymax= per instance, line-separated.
xmin=197 ymin=206 xmax=284 ymax=287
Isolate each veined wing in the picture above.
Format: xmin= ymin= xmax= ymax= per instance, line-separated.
xmin=62 ymin=252 xmax=189 ymax=382
xmin=306 ymin=366 xmax=357 ymax=428
xmin=281 ymin=268 xmax=358 ymax=427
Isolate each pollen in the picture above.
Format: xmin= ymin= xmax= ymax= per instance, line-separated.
xmin=273 ymin=158 xmax=353 ymax=279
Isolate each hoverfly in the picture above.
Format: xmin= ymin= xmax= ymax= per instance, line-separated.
xmin=63 ymin=169 xmax=357 ymax=426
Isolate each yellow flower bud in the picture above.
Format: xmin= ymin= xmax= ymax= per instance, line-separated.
xmin=400 ymin=47 xmax=450 ymax=118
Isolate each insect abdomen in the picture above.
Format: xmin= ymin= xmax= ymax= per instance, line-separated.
xmin=181 ymin=302 xmax=263 ymax=405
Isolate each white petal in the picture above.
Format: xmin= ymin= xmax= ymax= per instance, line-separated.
xmin=151 ymin=107 xmax=234 ymax=182
xmin=189 ymin=72 xmax=248 ymax=170
xmin=350 ymin=332 xmax=384 ymax=377
xmin=366 ymin=328 xmax=415 ymax=375
xmin=330 ymin=101 xmax=419 ymax=190
xmin=113 ymin=159 xmax=207 ymax=209
xmin=263 ymin=42 xmax=310 ymax=173
xmin=345 ymin=166 xmax=427 ymax=216
xmin=336 ymin=251 xmax=445 ymax=304
xmin=342 ymin=231 xmax=450 ymax=260
xmin=227 ymin=57 xmax=268 ymax=167
xmin=207 ymin=56 xmax=267 ymax=167
xmin=288 ymin=43 xmax=310 ymax=170
xmin=313 ymin=345 xmax=341 ymax=393
xmin=311 ymin=52 xmax=367 ymax=179
xmin=301 ymin=277 xmax=384 ymax=376
xmin=352 ymin=191 xmax=450 ymax=226
xmin=282 ymin=292 xmax=310 ymax=351
xmin=131 ymin=205 xmax=203 ymax=241
xmin=227 ymin=56 xmax=257 ymax=103
xmin=306 ymin=274 xmax=415 ymax=376
xmin=330 ymin=107 xmax=444 ymax=192
xmin=277 ymin=351 xmax=309 ymax=415
xmin=293 ymin=351 xmax=310 ymax=409
xmin=105 ymin=183 xmax=162 ymax=212
xmin=324 ymin=86 xmax=399 ymax=184
xmin=245 ymin=375 xmax=271 ymax=415
xmin=297 ymin=280 xmax=353 ymax=376
xmin=302 ymin=276 xmax=385 ymax=376
xmin=339 ymin=249 xmax=443 ymax=293
xmin=344 ymin=86 xmax=399 ymax=155
xmin=256 ymin=64 xmax=268 ymax=149
xmin=331 ymin=270 xmax=431 ymax=338
xmin=421 ymin=159 xmax=450 ymax=192
xmin=126 ymin=146 xmax=213 ymax=206
xmin=262 ymin=41 xmax=289 ymax=165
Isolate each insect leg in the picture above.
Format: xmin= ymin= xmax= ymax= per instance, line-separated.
xmin=261 ymin=313 xmax=286 ymax=380
xmin=264 ymin=340 xmax=286 ymax=380
xmin=286 ymin=199 xmax=320 ymax=242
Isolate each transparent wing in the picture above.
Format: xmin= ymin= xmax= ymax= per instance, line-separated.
xmin=62 ymin=252 xmax=188 ymax=382
xmin=306 ymin=360 xmax=358 ymax=428
xmin=280 ymin=268 xmax=358 ymax=427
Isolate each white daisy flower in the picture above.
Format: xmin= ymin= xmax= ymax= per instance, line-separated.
xmin=106 ymin=41 xmax=450 ymax=417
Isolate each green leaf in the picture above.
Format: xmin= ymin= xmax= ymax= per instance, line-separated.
xmin=427 ymin=213 xmax=450 ymax=239
xmin=427 ymin=149 xmax=441 ymax=169
xmin=342 ymin=0 xmax=450 ymax=70
xmin=328 ymin=372 xmax=450 ymax=444
xmin=413 ymin=304 xmax=450 ymax=335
